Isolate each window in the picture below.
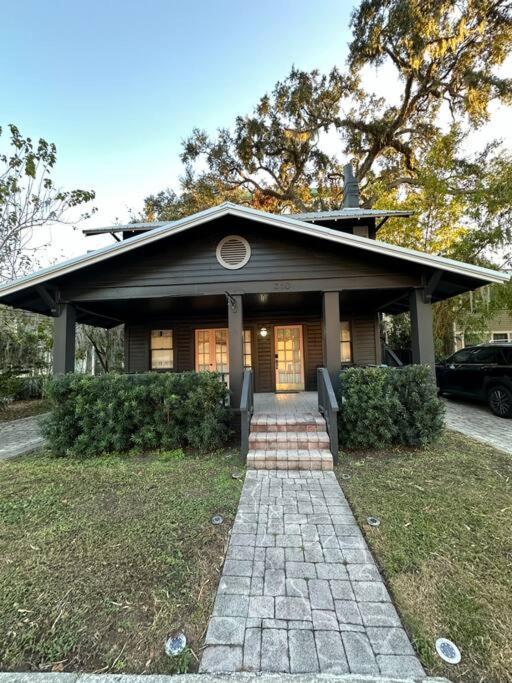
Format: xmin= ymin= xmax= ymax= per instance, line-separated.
xmin=467 ymin=347 xmax=500 ymax=364
xmin=491 ymin=332 xmax=512 ymax=342
xmin=450 ymin=348 xmax=473 ymax=364
xmin=502 ymin=348 xmax=512 ymax=364
xmin=243 ymin=329 xmax=252 ymax=369
xmin=151 ymin=329 xmax=173 ymax=369
xmin=340 ymin=321 xmax=352 ymax=363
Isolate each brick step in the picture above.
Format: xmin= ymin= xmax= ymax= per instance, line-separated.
xmin=250 ymin=413 xmax=325 ymax=433
xmin=248 ymin=431 xmax=330 ymax=450
xmin=247 ymin=448 xmax=333 ymax=470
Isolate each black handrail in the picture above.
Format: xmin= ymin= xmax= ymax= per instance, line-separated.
xmin=317 ymin=367 xmax=339 ymax=464
xmin=240 ymin=368 xmax=254 ymax=461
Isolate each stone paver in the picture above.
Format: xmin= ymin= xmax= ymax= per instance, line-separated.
xmin=0 ymin=413 xmax=46 ymax=460
xmin=200 ymin=470 xmax=424 ymax=677
xmin=443 ymin=397 xmax=512 ymax=454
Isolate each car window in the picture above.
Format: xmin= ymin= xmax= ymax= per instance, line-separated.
xmin=466 ymin=347 xmax=501 ymax=364
xmin=500 ymin=348 xmax=512 ymax=364
xmin=450 ymin=349 xmax=474 ymax=363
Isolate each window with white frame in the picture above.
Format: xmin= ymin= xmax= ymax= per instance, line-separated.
xmin=243 ymin=329 xmax=252 ymax=369
xmin=491 ymin=331 xmax=512 ymax=342
xmin=150 ymin=329 xmax=174 ymax=369
xmin=340 ymin=321 xmax=352 ymax=363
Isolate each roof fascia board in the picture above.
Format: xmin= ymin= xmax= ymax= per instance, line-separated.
xmin=0 ymin=202 xmax=508 ymax=299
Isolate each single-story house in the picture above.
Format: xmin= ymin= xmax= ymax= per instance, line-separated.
xmin=0 ymin=167 xmax=508 ymax=464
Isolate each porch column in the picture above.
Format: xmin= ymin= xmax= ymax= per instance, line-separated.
xmin=53 ymin=303 xmax=76 ymax=375
xmin=409 ymin=288 xmax=435 ymax=370
xmin=322 ymin=291 xmax=341 ymax=384
xmin=227 ymin=294 xmax=243 ymax=409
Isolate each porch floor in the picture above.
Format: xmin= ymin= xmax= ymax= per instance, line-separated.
xmin=254 ymin=391 xmax=318 ymax=416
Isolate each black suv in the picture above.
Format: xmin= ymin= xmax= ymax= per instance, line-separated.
xmin=436 ymin=343 xmax=512 ymax=418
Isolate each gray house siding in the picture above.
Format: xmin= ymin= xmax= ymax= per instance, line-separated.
xmin=125 ymin=313 xmax=380 ymax=389
xmin=60 ymin=221 xmax=420 ymax=303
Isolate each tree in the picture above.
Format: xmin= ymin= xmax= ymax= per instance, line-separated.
xmin=0 ymin=124 xmax=95 ymax=281
xmin=150 ymin=0 xmax=511 ymax=220
xmin=346 ymin=0 xmax=512 ymax=197
xmin=0 ymin=305 xmax=53 ymax=372
xmin=146 ymin=69 xmax=351 ymax=219
xmin=76 ymin=325 xmax=124 ymax=374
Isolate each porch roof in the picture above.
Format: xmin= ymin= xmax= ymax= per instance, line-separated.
xmin=0 ymin=202 xmax=508 ymax=326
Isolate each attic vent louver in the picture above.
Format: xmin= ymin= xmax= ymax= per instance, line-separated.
xmin=216 ymin=235 xmax=251 ymax=269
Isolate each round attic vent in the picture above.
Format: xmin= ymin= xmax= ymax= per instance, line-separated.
xmin=216 ymin=235 xmax=251 ymax=269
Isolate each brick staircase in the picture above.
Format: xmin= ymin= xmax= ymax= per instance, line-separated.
xmin=246 ymin=411 xmax=333 ymax=470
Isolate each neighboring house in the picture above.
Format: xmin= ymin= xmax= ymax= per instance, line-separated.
xmin=0 ymin=166 xmax=508 ymax=418
xmin=455 ymin=309 xmax=512 ymax=350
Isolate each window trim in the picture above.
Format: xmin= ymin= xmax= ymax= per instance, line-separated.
xmin=340 ymin=320 xmax=353 ymax=364
xmin=150 ymin=328 xmax=174 ymax=371
xmin=491 ymin=331 xmax=512 ymax=343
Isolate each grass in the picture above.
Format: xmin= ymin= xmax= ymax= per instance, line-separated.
xmin=0 ymin=399 xmax=49 ymax=423
xmin=0 ymin=448 xmax=243 ymax=674
xmin=335 ymin=431 xmax=512 ymax=683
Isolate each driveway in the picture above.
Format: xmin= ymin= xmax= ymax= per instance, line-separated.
xmin=0 ymin=413 xmax=46 ymax=460
xmin=443 ymin=397 xmax=512 ymax=454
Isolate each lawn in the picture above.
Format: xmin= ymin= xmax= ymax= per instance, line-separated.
xmin=0 ymin=399 xmax=49 ymax=423
xmin=336 ymin=431 xmax=512 ymax=683
xmin=0 ymin=449 xmax=243 ymax=674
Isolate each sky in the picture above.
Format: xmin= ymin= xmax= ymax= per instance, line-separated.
xmin=1 ymin=1 xmax=511 ymax=263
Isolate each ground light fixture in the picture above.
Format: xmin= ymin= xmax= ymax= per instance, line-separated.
xmin=340 ymin=473 xmax=351 ymax=480
xmin=367 ymin=516 xmax=381 ymax=527
xmin=165 ymin=633 xmax=186 ymax=657
xmin=210 ymin=514 xmax=224 ymax=525
xmin=435 ymin=638 xmax=461 ymax=665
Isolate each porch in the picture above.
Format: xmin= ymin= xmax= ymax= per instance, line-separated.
xmin=253 ymin=391 xmax=318 ymax=414
xmin=53 ymin=287 xmax=436 ymax=408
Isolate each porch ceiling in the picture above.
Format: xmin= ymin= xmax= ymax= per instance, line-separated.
xmin=71 ymin=288 xmax=417 ymax=327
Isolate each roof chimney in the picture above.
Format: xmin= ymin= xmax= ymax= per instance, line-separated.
xmin=343 ymin=163 xmax=360 ymax=208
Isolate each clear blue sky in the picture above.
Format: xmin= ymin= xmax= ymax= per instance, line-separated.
xmin=2 ymin=0 xmax=354 ymax=243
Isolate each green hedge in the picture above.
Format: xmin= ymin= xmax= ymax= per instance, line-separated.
xmin=43 ymin=372 xmax=230 ymax=457
xmin=0 ymin=374 xmax=47 ymax=407
xmin=337 ymin=365 xmax=445 ymax=449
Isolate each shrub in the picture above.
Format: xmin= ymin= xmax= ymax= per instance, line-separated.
xmin=337 ymin=365 xmax=444 ymax=449
xmin=0 ymin=373 xmax=47 ymax=404
xmin=43 ymin=372 xmax=230 ymax=457
xmin=0 ymin=374 xmax=22 ymax=405
xmin=388 ymin=365 xmax=445 ymax=446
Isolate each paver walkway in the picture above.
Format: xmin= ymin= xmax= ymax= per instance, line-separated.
xmin=200 ymin=470 xmax=424 ymax=678
xmin=443 ymin=397 xmax=512 ymax=454
xmin=0 ymin=413 xmax=46 ymax=460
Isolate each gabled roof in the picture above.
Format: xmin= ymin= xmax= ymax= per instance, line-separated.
xmin=0 ymin=202 xmax=508 ymax=302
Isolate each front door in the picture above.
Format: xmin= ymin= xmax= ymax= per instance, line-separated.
xmin=195 ymin=329 xmax=229 ymax=378
xmin=274 ymin=325 xmax=305 ymax=391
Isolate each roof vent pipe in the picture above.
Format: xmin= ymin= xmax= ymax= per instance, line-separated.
xmin=343 ymin=163 xmax=360 ymax=208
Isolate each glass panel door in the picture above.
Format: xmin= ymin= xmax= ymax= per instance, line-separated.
xmin=274 ymin=325 xmax=305 ymax=391
xmin=195 ymin=329 xmax=230 ymax=378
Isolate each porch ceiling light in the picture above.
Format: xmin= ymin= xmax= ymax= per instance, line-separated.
xmin=259 ymin=327 xmax=268 ymax=338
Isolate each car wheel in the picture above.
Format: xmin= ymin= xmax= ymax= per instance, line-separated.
xmin=488 ymin=385 xmax=512 ymax=418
